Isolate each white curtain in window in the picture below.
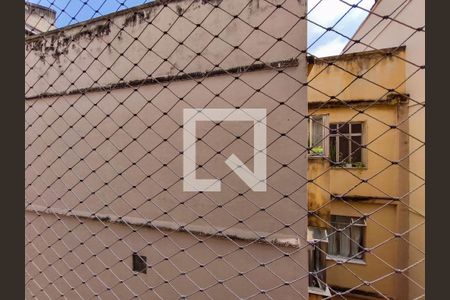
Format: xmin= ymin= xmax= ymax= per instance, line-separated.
xmin=340 ymin=227 xmax=351 ymax=257
xmin=350 ymin=226 xmax=362 ymax=258
xmin=328 ymin=232 xmax=336 ymax=255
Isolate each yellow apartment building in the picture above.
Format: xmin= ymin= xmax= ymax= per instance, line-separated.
xmin=343 ymin=1 xmax=425 ymax=298
xmin=307 ymin=0 xmax=425 ymax=298
xmin=307 ymin=47 xmax=418 ymax=300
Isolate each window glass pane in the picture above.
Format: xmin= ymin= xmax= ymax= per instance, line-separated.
xmin=330 ymin=123 xmax=338 ymax=135
xmin=309 ymin=246 xmax=326 ymax=289
xmin=310 ymin=116 xmax=327 ymax=156
xmin=311 ymin=118 xmax=324 ymax=147
xmin=339 ymin=136 xmax=350 ymax=162
xmin=350 ymin=226 xmax=363 ymax=259
xmin=338 ymin=123 xmax=349 ymax=134
xmin=351 ymin=135 xmax=362 ymax=163
xmin=329 ymin=216 xmax=365 ymax=259
xmin=308 ymin=226 xmax=328 ymax=242
xmin=351 ymin=123 xmax=362 ymax=134
xmin=339 ymin=227 xmax=351 ymax=257
xmin=308 ymin=247 xmax=314 ymax=273
xmin=330 ymin=136 xmax=337 ymax=162
xmin=311 ymin=117 xmax=325 ymax=156
xmin=328 ymin=232 xmax=337 ymax=255
xmin=333 ymin=215 xmax=349 ymax=225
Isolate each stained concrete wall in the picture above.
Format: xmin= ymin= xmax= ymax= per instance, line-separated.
xmin=308 ymin=49 xmax=407 ymax=199
xmin=25 ymin=0 xmax=309 ymax=298
xmin=308 ymin=48 xmax=407 ymax=103
xmin=307 ymin=48 xmax=410 ymax=299
xmin=308 ymin=157 xmax=330 ymax=229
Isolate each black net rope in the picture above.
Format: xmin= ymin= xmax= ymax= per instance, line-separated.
xmin=25 ymin=0 xmax=425 ymax=299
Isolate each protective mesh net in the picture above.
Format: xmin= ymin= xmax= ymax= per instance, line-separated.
xmin=25 ymin=0 xmax=425 ymax=299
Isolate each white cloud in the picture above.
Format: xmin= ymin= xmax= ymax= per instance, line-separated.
xmin=307 ymin=0 xmax=375 ymax=57
xmin=308 ymin=0 xmax=374 ymax=25
xmin=310 ymin=37 xmax=348 ymax=57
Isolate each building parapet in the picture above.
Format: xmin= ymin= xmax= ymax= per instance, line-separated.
xmin=25 ymin=58 xmax=299 ymax=101
xmin=308 ymin=46 xmax=406 ymax=64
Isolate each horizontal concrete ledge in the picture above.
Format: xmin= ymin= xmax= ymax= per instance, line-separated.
xmin=25 ymin=58 xmax=299 ymax=101
xmin=308 ymin=46 xmax=406 ymax=64
xmin=332 ymin=194 xmax=400 ymax=202
xmin=308 ymin=94 xmax=409 ymax=109
xmin=26 ymin=204 xmax=303 ymax=249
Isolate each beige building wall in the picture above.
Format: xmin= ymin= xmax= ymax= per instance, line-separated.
xmin=325 ymin=201 xmax=397 ymax=297
xmin=343 ymin=1 xmax=425 ymax=298
xmin=26 ymin=0 xmax=310 ymax=298
xmin=308 ymin=158 xmax=331 ymax=229
xmin=26 ymin=211 xmax=307 ymax=299
xmin=309 ymin=49 xmax=407 ymax=198
xmin=308 ymin=50 xmax=407 ymax=103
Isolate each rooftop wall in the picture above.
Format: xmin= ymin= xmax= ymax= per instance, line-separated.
xmin=26 ymin=0 xmax=306 ymax=99
xmin=25 ymin=2 xmax=56 ymax=34
xmin=308 ymin=48 xmax=406 ymax=103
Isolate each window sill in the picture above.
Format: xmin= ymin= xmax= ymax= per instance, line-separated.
xmin=326 ymin=255 xmax=366 ymax=265
xmin=330 ymin=164 xmax=368 ymax=170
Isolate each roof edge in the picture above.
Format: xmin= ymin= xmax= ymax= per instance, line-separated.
xmin=309 ymin=46 xmax=406 ymax=64
xmin=308 ymin=94 xmax=409 ymax=109
xmin=25 ymin=0 xmax=197 ymax=42
xmin=25 ymin=1 xmax=57 ymax=18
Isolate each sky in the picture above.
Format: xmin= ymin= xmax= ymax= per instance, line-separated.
xmin=28 ymin=0 xmax=375 ymax=57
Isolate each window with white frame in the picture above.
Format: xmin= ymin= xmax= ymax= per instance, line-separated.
xmin=308 ymin=226 xmax=331 ymax=296
xmin=328 ymin=215 xmax=366 ymax=260
xmin=308 ymin=115 xmax=328 ymax=156
xmin=329 ymin=122 xmax=364 ymax=167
